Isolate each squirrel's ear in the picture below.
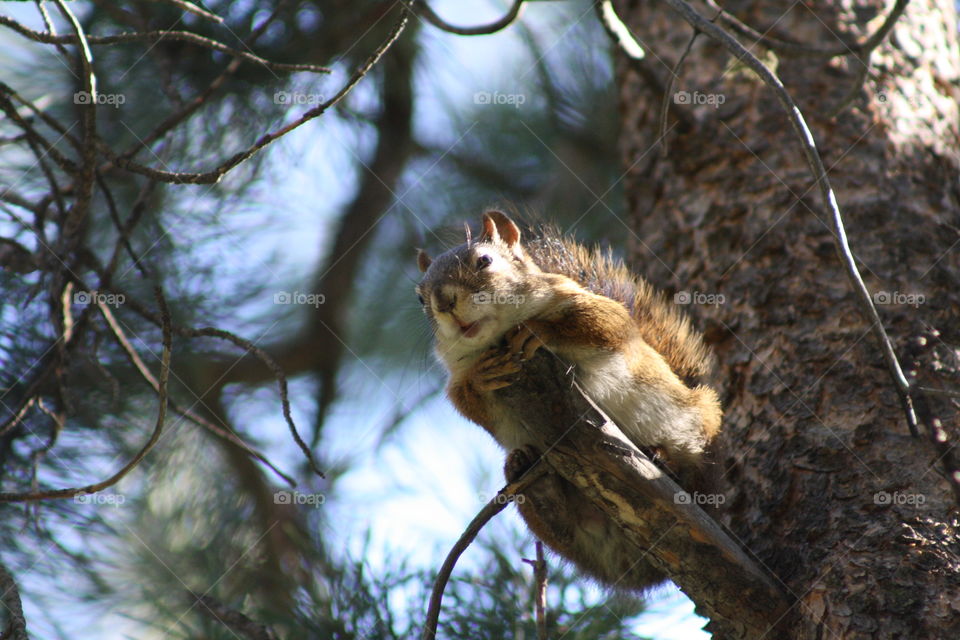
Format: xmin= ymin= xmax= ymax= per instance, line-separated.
xmin=481 ymin=210 xmax=521 ymax=247
xmin=416 ymin=249 xmax=432 ymax=273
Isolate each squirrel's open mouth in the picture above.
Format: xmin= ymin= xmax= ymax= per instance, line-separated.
xmin=456 ymin=318 xmax=483 ymax=338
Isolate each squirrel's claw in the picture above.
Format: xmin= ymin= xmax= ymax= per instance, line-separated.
xmin=507 ymin=325 xmax=544 ymax=361
xmin=472 ymin=349 xmax=521 ymax=391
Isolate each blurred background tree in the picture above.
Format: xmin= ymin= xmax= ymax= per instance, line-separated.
xmin=0 ymin=1 xmax=689 ymax=638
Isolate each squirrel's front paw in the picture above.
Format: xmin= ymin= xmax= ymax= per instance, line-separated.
xmin=506 ymin=324 xmax=545 ymax=361
xmin=470 ymin=347 xmax=522 ymax=392
xmin=504 ymin=445 xmax=541 ymax=483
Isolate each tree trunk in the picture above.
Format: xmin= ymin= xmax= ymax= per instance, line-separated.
xmin=614 ymin=0 xmax=960 ymax=637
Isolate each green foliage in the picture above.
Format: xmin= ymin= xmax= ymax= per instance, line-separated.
xmin=0 ymin=2 xmax=656 ymax=638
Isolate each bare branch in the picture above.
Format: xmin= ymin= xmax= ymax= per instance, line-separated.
xmin=52 ymin=0 xmax=97 ymax=238
xmin=918 ymin=386 xmax=960 ymax=399
xmin=0 ymin=16 xmax=330 ymax=75
xmin=171 ymin=326 xmax=324 ymax=479
xmin=422 ymin=463 xmax=548 ymax=640
xmin=96 ymin=296 xmax=296 ymax=486
xmin=594 ymin=1 xmax=695 ymax=131
xmin=113 ymin=1 xmax=295 ymax=160
xmin=0 ymin=83 xmax=78 ymax=173
xmin=0 ymin=287 xmax=172 ymax=503
xmin=702 ymin=0 xmax=909 ymax=59
xmin=659 ymin=24 xmax=702 ymax=157
xmin=408 ymin=0 xmax=525 ymax=36
xmin=107 ymin=6 xmax=411 ymax=184
xmin=595 ymin=0 xmax=644 ymax=61
xmin=659 ymin=0 xmax=922 ymax=441
xmin=156 ymin=0 xmax=225 ymax=24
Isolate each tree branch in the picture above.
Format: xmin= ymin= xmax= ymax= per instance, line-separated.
xmin=0 ymin=287 xmax=172 ymax=503
xmin=0 ymin=16 xmax=330 ymax=74
xmin=407 ymin=0 xmax=526 ymax=36
xmin=107 ymin=5 xmax=411 ymax=184
xmin=497 ymin=351 xmax=791 ymax=638
xmin=422 ymin=462 xmax=549 ymax=640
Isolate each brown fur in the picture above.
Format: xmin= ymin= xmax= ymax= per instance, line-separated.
xmin=417 ymin=210 xmax=723 ymax=593
xmin=524 ymin=233 xmax=715 ymax=387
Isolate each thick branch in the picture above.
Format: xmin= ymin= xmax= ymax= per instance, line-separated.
xmin=497 ymin=352 xmax=791 ymax=638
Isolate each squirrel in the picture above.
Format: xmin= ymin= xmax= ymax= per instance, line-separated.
xmin=416 ymin=210 xmax=722 ymax=592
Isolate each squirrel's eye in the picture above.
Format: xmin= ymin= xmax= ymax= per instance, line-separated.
xmin=476 ymin=254 xmax=493 ymax=270
xmin=417 ymin=293 xmax=425 ymax=306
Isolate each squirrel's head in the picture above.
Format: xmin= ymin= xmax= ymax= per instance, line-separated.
xmin=415 ymin=210 xmax=546 ymax=357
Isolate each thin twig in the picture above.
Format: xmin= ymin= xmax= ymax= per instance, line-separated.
xmin=158 ymin=0 xmax=225 ymax=24
xmin=659 ymin=0 xmax=920 ymax=437
xmin=96 ymin=293 xmax=297 ymax=486
xmin=596 ymin=0 xmax=644 ymax=61
xmin=0 ymin=396 xmax=37 ymax=438
xmin=52 ymin=0 xmax=97 ymax=238
xmin=0 ymin=287 xmax=172 ymax=503
xmin=407 ymin=0 xmax=525 ymax=36
xmin=0 ymin=83 xmax=78 ymax=173
xmin=422 ymin=463 xmax=548 ymax=640
xmin=173 ymin=325 xmax=325 ymax=478
xmin=96 ymin=172 xmax=149 ymax=279
xmin=100 ymin=177 xmax=157 ymax=284
xmin=0 ymin=16 xmax=331 ymax=74
xmin=107 ymin=6 xmax=411 ymax=184
xmin=702 ymin=0 xmax=910 ymax=59
xmin=114 ymin=0 xmax=292 ymax=160
xmin=659 ymin=26 xmax=702 ymax=157
xmin=829 ymin=0 xmax=911 ymax=117
xmin=2 ymin=81 xmax=82 ymax=152
xmin=917 ymin=386 xmax=960 ymax=399
xmin=594 ymin=1 xmax=695 ymax=131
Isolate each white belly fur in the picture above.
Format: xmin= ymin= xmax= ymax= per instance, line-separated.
xmin=488 ymin=351 xmax=705 ymax=460
xmin=576 ymin=352 xmax=705 ymax=459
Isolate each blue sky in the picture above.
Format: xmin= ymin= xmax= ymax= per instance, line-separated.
xmin=2 ymin=1 xmax=712 ymax=637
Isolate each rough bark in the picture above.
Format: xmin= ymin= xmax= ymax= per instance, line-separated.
xmin=614 ymin=0 xmax=960 ymax=637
